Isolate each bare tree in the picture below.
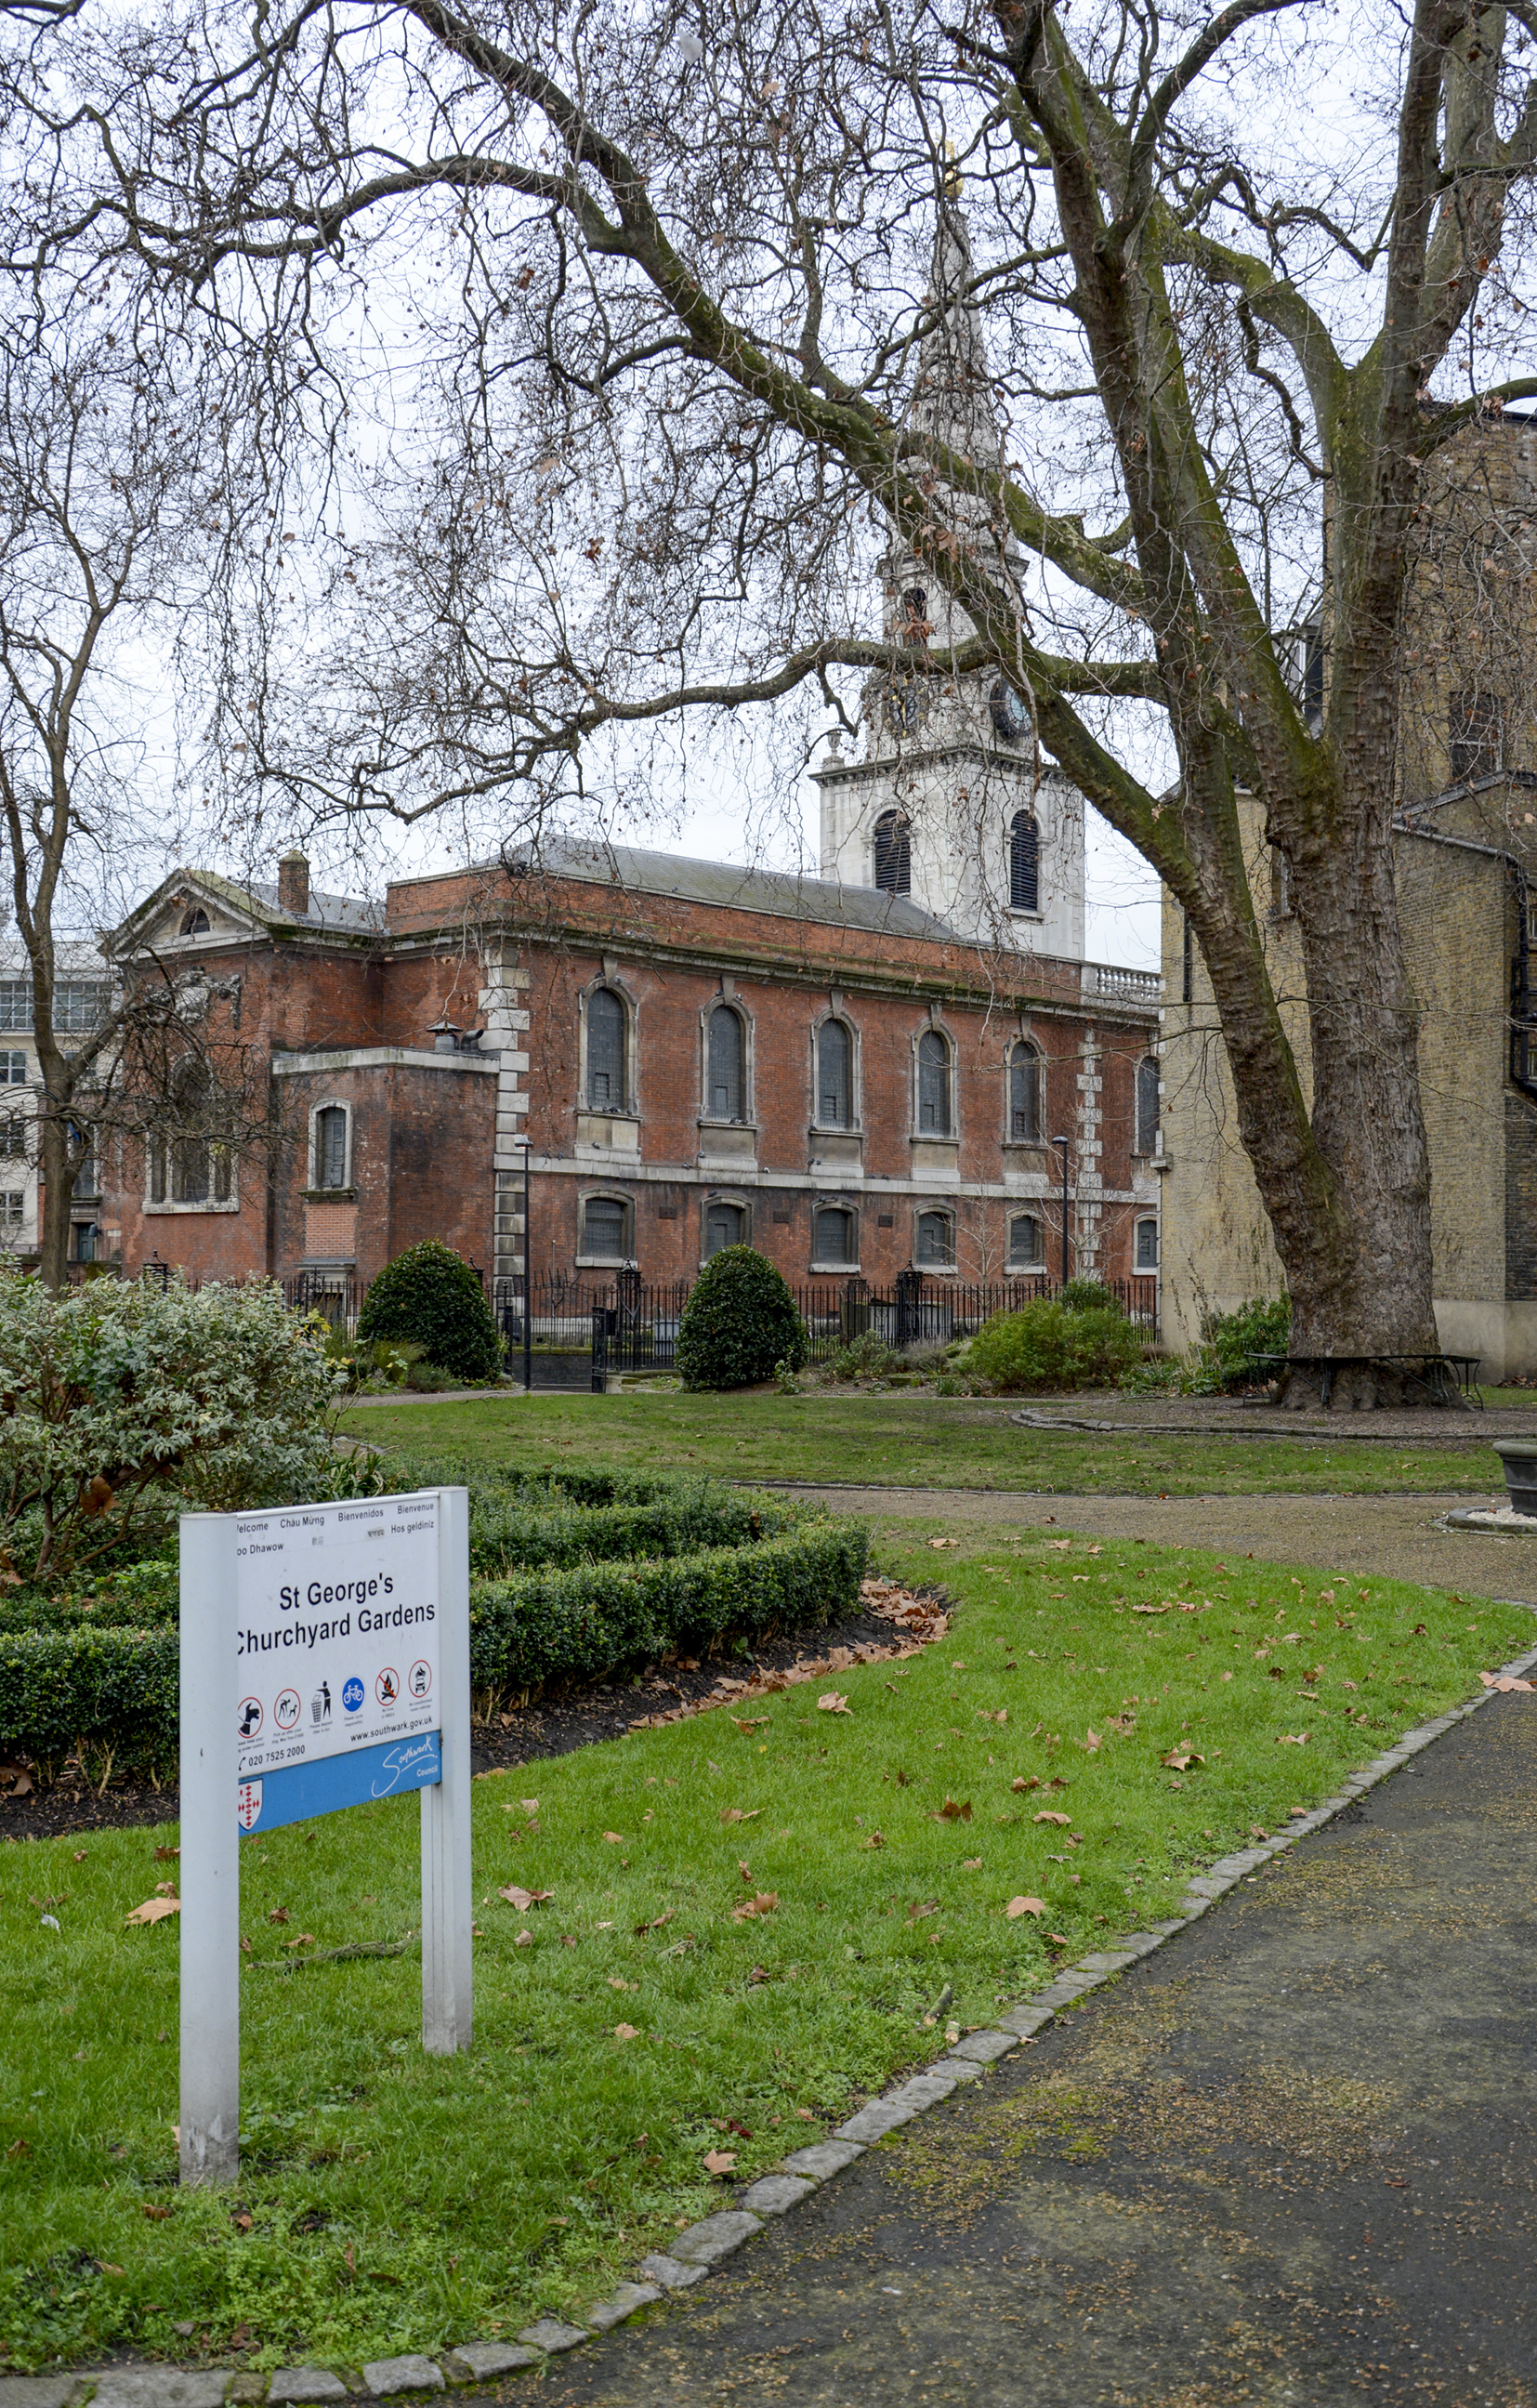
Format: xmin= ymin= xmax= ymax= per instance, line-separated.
xmin=0 ymin=306 xmax=275 ymax=1285
xmin=26 ymin=0 xmax=1537 ymax=1388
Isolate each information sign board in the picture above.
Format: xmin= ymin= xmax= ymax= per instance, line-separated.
xmin=230 ymin=1493 xmax=444 ymax=1835
xmin=178 ymin=1485 xmax=471 ymax=2190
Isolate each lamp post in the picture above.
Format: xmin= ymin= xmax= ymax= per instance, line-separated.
xmin=1049 ymin=1134 xmax=1071 ymax=1289
xmin=519 ymin=1138 xmax=532 ymax=1395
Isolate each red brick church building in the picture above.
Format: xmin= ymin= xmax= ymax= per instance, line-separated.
xmin=93 ymin=199 xmax=1163 ymax=1312
xmin=97 ymin=837 xmax=1161 ymax=1307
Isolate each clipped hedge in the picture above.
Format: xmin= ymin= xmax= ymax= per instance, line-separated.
xmin=467 ymin=1519 xmax=869 ymax=1698
xmin=0 ymin=1488 xmax=868 ymax=1765
xmin=0 ymin=1625 xmax=177 ymax=1768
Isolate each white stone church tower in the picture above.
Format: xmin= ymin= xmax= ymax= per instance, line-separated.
xmin=813 ymin=201 xmax=1085 ymax=959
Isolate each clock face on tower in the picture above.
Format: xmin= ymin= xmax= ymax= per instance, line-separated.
xmin=990 ymin=679 xmax=1031 ymax=744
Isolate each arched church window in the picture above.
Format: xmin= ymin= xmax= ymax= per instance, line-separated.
xmin=874 ymin=812 xmax=912 ymax=896
xmin=1009 ymin=1042 xmax=1042 ymax=1142
xmin=180 ymin=907 xmax=210 ymax=937
xmin=917 ymin=1029 xmax=952 ymax=1136
xmin=314 ymin=1104 xmax=348 ymax=1191
xmin=707 ymin=1005 xmax=746 ymax=1122
xmin=900 ymin=587 xmax=930 ymax=643
xmin=704 ymin=1198 xmax=746 ymax=1257
xmin=586 ymin=986 xmax=627 ymax=1111
xmin=1136 ymin=1056 xmax=1161 ymax=1156
xmin=816 ymin=1020 xmax=853 ymax=1127
xmin=1009 ymin=810 xmax=1040 ymax=914
xmin=813 ymin=1205 xmax=857 ymax=1266
xmin=915 ymin=1209 xmax=955 ymax=1268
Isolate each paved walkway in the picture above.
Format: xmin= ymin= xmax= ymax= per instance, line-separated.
xmin=529 ymin=1680 xmax=1537 ymax=2407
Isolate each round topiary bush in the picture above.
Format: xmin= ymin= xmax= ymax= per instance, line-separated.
xmin=357 ymin=1240 xmax=503 ymax=1383
xmin=676 ymin=1245 xmax=808 ymax=1390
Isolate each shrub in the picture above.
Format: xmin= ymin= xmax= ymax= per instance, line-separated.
xmin=467 ymin=1520 xmax=868 ymax=1701
xmin=966 ymin=1298 xmax=1146 ymax=1392
xmin=675 ymin=1246 xmax=808 ymax=1389
xmin=0 ymin=1272 xmax=340 ymax=1586
xmin=0 ymin=1494 xmax=865 ymax=1764
xmin=1203 ymin=1293 xmax=1291 ymax=1382
xmin=1060 ymin=1278 xmax=1125 ymax=1315
xmin=356 ymin=1240 xmax=503 ymax=1383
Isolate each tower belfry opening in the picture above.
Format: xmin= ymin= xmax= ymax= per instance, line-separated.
xmin=813 ymin=196 xmax=1085 ymax=958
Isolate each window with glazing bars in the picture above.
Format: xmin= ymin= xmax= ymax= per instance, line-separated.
xmin=1008 ymin=1213 xmax=1042 ymax=1267
xmin=916 ymin=1210 xmax=954 ymax=1267
xmin=586 ymin=987 xmax=627 ymax=1109
xmin=1009 ymin=1044 xmax=1041 ymax=1140
xmin=1 ymin=1051 xmax=26 ymax=1083
xmin=813 ymin=1206 xmax=855 ymax=1264
xmin=1135 ymin=1057 xmax=1161 ymax=1155
xmin=583 ymin=1194 xmax=629 ymax=1258
xmin=707 ymin=1006 xmax=745 ymax=1120
xmin=917 ymin=1029 xmax=951 ymax=1134
xmin=315 ymin=1106 xmax=348 ymax=1190
xmin=0 ymin=982 xmax=32 ymax=1033
xmin=817 ymin=1020 xmax=852 ymax=1125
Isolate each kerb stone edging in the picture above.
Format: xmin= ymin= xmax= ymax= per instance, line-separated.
xmin=12 ymin=1627 xmax=1536 ymax=2407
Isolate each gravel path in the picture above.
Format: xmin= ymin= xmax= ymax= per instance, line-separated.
xmin=755 ymin=1482 xmax=1537 ymax=1596
xmin=527 ymin=1677 xmax=1537 ymax=2408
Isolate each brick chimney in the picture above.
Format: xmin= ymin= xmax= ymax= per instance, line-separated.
xmin=277 ymin=849 xmax=310 ymax=915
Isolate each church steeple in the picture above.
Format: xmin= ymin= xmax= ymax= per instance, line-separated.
xmin=812 ymin=192 xmax=1084 ymax=961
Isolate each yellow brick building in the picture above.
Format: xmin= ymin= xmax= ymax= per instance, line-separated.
xmin=1158 ymin=413 xmax=1537 ymax=1378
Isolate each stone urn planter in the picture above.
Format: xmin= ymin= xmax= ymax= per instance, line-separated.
xmin=1491 ymin=1440 xmax=1537 ymax=1518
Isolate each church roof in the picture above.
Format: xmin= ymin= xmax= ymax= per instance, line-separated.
xmin=500 ymin=836 xmax=966 ymax=942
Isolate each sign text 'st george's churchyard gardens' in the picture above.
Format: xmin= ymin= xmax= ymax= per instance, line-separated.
xmin=234 ymin=1494 xmax=445 ymax=1834
xmin=178 ymin=1489 xmax=472 ymax=2187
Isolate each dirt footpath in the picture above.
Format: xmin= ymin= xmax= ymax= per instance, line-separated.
xmin=761 ymin=1482 xmax=1536 ymax=1597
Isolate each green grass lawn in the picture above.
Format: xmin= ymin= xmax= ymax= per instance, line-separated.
xmin=3 ymin=1520 xmax=1525 ymax=2373
xmin=341 ymin=1388 xmax=1507 ymax=1496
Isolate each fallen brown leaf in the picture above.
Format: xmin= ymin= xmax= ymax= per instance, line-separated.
xmin=962 ymin=1856 xmax=982 ymax=1870
xmin=125 ymin=1897 xmax=180 ymax=1927
xmin=861 ymin=1831 xmax=886 ymax=1849
xmin=1033 ymin=1809 xmax=1071 ymax=1826
xmin=906 ymin=1898 xmax=940 ymax=1923
xmin=1005 ymin=1896 xmax=1045 ymax=1919
xmin=141 ymin=2204 xmax=173 ymax=2220
xmin=612 ymin=2023 xmax=639 ymax=2041
xmin=602 ymin=1831 xmax=624 ymax=1844
xmin=1010 ymin=1776 xmax=1040 ymax=1794
xmin=1132 ymin=1602 xmax=1170 ymax=1616
xmin=1481 ymin=1672 xmax=1536 ymax=1693
xmin=1080 ymin=1729 xmax=1102 ymax=1753
xmin=731 ymin=1891 xmax=779 ymax=1921
xmin=936 ymin=1796 xmax=973 ymax=1822
xmin=1276 ymin=1731 xmax=1310 ymax=1745
xmin=284 ymin=1934 xmax=316 ymax=1951
xmin=703 ymin=2149 xmax=737 ymax=2176
xmin=718 ymin=1807 xmax=763 ymax=1825
xmin=153 ymin=1845 xmax=180 ymax=1862
xmin=817 ymin=1691 xmax=850 ymax=1715
xmin=1161 ymin=1749 xmax=1204 ymax=1771
xmin=268 ymin=1906 xmax=291 ymax=1925
xmin=498 ymin=1885 xmax=553 ymax=1911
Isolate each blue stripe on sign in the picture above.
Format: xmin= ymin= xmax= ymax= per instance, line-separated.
xmin=237 ymin=1730 xmax=441 ymax=1836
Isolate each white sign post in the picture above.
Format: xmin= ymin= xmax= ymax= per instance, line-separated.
xmin=178 ymin=1487 xmax=471 ymax=2188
